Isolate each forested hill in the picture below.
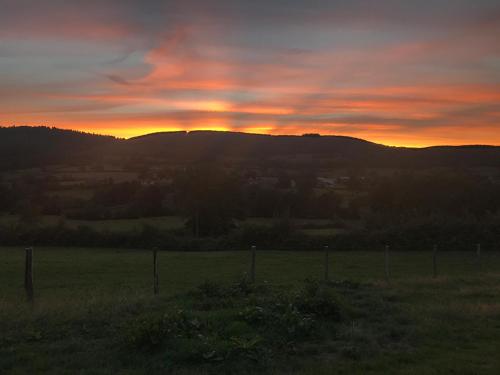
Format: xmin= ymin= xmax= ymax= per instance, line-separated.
xmin=0 ymin=127 xmax=116 ymax=169
xmin=122 ymin=130 xmax=384 ymax=162
xmin=1 ymin=126 xmax=500 ymax=169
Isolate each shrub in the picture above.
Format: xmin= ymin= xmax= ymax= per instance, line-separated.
xmin=293 ymin=280 xmax=348 ymax=320
xmin=124 ymin=310 xmax=203 ymax=351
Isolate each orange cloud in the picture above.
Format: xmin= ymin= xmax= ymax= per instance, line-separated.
xmin=2 ymin=1 xmax=500 ymax=147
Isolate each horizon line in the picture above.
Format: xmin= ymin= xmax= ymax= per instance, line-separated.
xmin=1 ymin=125 xmax=499 ymax=149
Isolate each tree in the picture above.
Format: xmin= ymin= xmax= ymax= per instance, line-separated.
xmin=173 ymin=165 xmax=243 ymax=237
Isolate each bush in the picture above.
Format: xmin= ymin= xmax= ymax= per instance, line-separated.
xmin=294 ymin=280 xmax=348 ymax=320
xmin=124 ymin=310 xmax=203 ymax=351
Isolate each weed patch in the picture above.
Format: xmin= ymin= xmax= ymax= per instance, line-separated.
xmin=118 ymin=279 xmax=411 ymax=373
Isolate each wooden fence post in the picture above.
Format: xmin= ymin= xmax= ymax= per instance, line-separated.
xmin=476 ymin=243 xmax=481 ymax=272
xmin=384 ymin=245 xmax=390 ymax=280
xmin=324 ymin=245 xmax=330 ymax=281
xmin=250 ymin=245 xmax=256 ymax=283
xmin=153 ymin=248 xmax=159 ymax=295
xmin=433 ymin=244 xmax=438 ymax=278
xmin=24 ymin=247 xmax=34 ymax=304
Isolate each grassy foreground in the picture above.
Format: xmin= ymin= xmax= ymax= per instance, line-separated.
xmin=1 ymin=248 xmax=500 ymax=374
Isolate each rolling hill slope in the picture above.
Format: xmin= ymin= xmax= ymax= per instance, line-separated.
xmin=1 ymin=126 xmax=499 ymax=169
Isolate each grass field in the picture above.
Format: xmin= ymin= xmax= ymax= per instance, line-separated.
xmin=1 ymin=248 xmax=500 ymax=374
xmin=2 ymin=248 xmax=497 ymax=304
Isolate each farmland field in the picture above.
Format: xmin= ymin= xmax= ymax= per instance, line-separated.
xmin=2 ymin=248 xmax=500 ymax=374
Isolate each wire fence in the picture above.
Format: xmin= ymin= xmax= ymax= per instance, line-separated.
xmin=2 ymin=245 xmax=500 ymax=305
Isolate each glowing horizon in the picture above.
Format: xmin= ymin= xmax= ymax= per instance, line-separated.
xmin=1 ymin=1 xmax=500 ymax=147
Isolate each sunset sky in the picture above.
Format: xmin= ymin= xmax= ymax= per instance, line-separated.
xmin=1 ymin=0 xmax=500 ymax=147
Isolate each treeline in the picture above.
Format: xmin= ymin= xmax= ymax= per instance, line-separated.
xmin=2 ymin=164 xmax=500 ymax=250
xmin=369 ymin=171 xmax=500 ymax=216
xmin=0 ymin=166 xmax=356 ymax=233
xmin=1 ymin=214 xmax=499 ymax=251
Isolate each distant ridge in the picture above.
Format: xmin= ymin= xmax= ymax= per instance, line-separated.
xmin=1 ymin=126 xmax=499 ymax=169
xmin=129 ymin=130 xmax=188 ymax=140
xmin=129 ymin=129 xmax=380 ymax=144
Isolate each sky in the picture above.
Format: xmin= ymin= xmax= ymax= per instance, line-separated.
xmin=1 ymin=0 xmax=500 ymax=147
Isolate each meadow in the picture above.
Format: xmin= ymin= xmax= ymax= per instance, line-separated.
xmin=1 ymin=247 xmax=500 ymax=374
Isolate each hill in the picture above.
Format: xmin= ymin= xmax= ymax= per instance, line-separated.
xmin=1 ymin=126 xmax=500 ymax=169
xmin=0 ymin=126 xmax=116 ymax=169
xmin=122 ymin=130 xmax=384 ymax=162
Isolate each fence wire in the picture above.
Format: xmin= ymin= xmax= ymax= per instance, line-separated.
xmin=2 ymin=247 xmax=500 ymax=305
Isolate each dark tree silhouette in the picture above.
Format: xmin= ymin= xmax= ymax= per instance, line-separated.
xmin=173 ymin=165 xmax=243 ymax=237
